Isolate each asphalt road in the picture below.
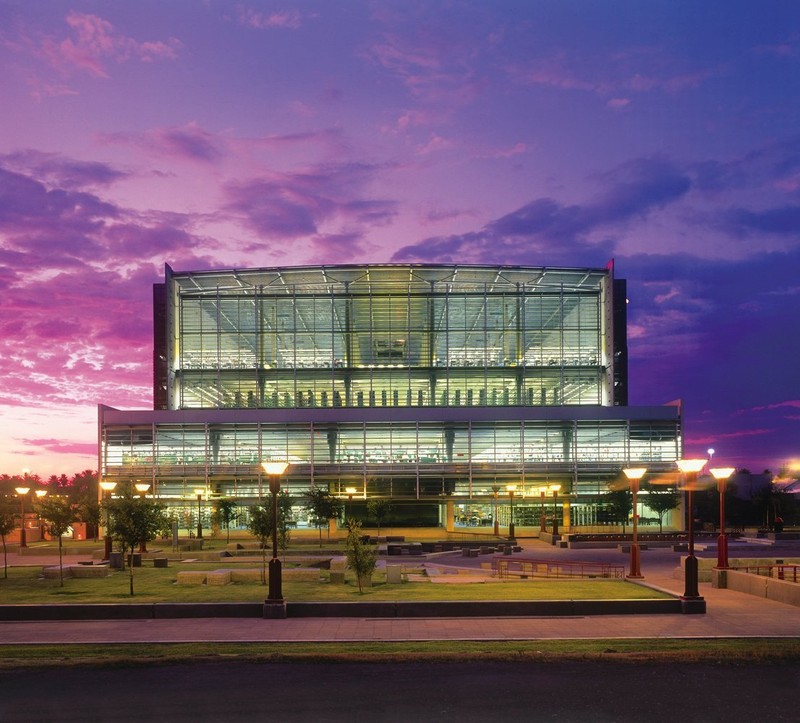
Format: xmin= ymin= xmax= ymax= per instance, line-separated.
xmin=2 ymin=660 xmax=797 ymax=722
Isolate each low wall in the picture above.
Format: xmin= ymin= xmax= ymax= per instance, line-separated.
xmin=714 ymin=569 xmax=800 ymax=608
xmin=0 ymin=597 xmax=685 ymax=621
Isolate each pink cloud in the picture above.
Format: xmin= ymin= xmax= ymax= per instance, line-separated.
xmin=40 ymin=11 xmax=181 ymax=78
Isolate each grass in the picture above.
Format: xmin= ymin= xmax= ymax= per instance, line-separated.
xmin=0 ymin=564 xmax=670 ymax=603
xmin=2 ymin=638 xmax=800 ymax=670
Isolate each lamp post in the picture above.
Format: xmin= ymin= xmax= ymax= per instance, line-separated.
xmin=538 ymin=486 xmax=548 ymax=533
xmin=99 ymin=481 xmax=117 ymax=560
xmin=135 ymin=483 xmax=151 ymax=552
xmin=676 ymin=458 xmax=707 ymax=603
xmin=622 ymin=467 xmax=647 ymax=579
xmin=262 ymin=461 xmax=289 ymax=606
xmin=193 ymin=488 xmax=205 ymax=539
xmin=492 ymin=487 xmax=500 ymax=536
xmin=506 ymin=484 xmax=517 ymax=539
xmin=550 ymin=484 xmax=562 ymax=537
xmin=710 ymin=467 xmax=735 ymax=569
xmin=35 ymin=490 xmax=47 ymax=542
xmin=15 ymin=487 xmax=30 ymax=548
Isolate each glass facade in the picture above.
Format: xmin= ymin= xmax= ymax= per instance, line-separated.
xmin=100 ymin=263 xmax=682 ymax=529
xmin=168 ymin=265 xmax=609 ymax=411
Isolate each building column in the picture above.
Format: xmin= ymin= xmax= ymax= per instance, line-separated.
xmin=562 ymin=501 xmax=571 ymax=533
xmin=445 ymin=499 xmax=455 ymax=532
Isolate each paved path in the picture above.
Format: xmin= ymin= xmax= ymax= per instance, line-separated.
xmin=3 ymin=539 xmax=800 ymax=643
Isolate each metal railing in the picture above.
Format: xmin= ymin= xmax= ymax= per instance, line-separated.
xmin=493 ymin=557 xmax=624 ymax=580
xmin=731 ymin=565 xmax=799 ymax=583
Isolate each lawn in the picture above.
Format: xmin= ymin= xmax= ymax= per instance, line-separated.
xmin=0 ymin=564 xmax=670 ymax=603
xmin=2 ymin=638 xmax=800 ymax=670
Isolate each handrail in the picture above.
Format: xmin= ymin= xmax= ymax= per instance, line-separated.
xmin=730 ymin=564 xmax=799 ymax=583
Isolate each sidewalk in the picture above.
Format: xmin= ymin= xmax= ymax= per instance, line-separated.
xmin=3 ymin=540 xmax=800 ymax=644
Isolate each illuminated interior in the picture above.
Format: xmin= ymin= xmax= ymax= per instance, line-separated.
xmin=100 ymin=263 xmax=682 ymax=530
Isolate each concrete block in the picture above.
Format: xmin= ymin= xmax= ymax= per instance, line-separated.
xmin=176 ymin=571 xmax=207 ymax=585
xmin=154 ymin=557 xmax=169 ymax=568
xmin=230 ymin=569 xmax=263 ymax=583
xmin=69 ymin=565 xmax=110 ymax=578
xmin=207 ymin=570 xmax=231 ymax=586
xmin=386 ymin=565 xmax=403 ymax=584
xmin=329 ymin=571 xmax=346 ymax=584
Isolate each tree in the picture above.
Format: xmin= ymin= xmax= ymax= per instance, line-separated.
xmin=0 ymin=497 xmax=17 ymax=579
xmin=605 ymin=489 xmax=632 ymax=533
xmin=345 ymin=521 xmax=377 ymax=593
xmin=367 ymin=498 xmax=392 ymax=537
xmin=104 ymin=486 xmax=166 ymax=596
xmin=304 ymin=487 xmax=342 ymax=547
xmin=211 ymin=498 xmax=238 ymax=543
xmin=642 ymin=483 xmax=681 ymax=532
xmin=36 ymin=496 xmax=76 ymax=587
xmin=248 ymin=504 xmax=272 ymax=585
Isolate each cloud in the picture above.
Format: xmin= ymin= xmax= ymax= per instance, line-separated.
xmin=392 ymin=156 xmax=690 ymax=264
xmin=39 ymin=11 xmax=182 ymax=78
xmin=1 ymin=150 xmax=129 ymax=189
xmin=102 ymin=122 xmax=225 ymax=164
xmin=236 ymin=6 xmax=307 ymax=30
xmin=20 ymin=439 xmax=99 ymax=457
xmin=223 ymin=163 xmax=397 ymax=240
xmin=724 ymin=205 xmax=800 ymax=236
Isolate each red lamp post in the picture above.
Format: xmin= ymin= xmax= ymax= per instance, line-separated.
xmin=623 ymin=467 xmax=647 ymax=579
xmin=710 ymin=467 xmax=735 ymax=569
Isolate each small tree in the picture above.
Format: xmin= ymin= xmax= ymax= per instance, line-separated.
xmin=605 ymin=489 xmax=632 ymax=533
xmin=304 ymin=487 xmax=342 ymax=547
xmin=643 ymin=483 xmax=681 ymax=533
xmin=248 ymin=504 xmax=272 ymax=585
xmin=104 ymin=488 xmax=166 ymax=596
xmin=367 ymin=498 xmax=392 ymax=537
xmin=212 ymin=498 xmax=238 ymax=543
xmin=37 ymin=496 xmax=76 ymax=587
xmin=345 ymin=521 xmax=377 ymax=593
xmin=0 ymin=498 xmax=17 ymax=579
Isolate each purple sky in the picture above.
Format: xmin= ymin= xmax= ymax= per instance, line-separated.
xmin=1 ymin=1 xmax=798 ymax=477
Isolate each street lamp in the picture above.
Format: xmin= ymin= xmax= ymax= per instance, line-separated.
xmin=710 ymin=467 xmax=735 ymax=569
xmin=193 ymin=488 xmax=205 ymax=539
xmin=623 ymin=467 xmax=647 ymax=579
xmin=492 ymin=486 xmax=500 ymax=536
xmin=506 ymin=484 xmax=517 ymax=539
xmin=15 ymin=487 xmax=30 ymax=548
xmin=262 ymin=461 xmax=289 ymax=608
xmin=135 ymin=483 xmax=151 ymax=552
xmin=99 ymin=481 xmax=117 ymax=560
xmin=550 ymin=484 xmax=562 ymax=537
xmin=538 ymin=486 xmax=548 ymax=533
xmin=676 ymin=457 xmax=707 ymax=604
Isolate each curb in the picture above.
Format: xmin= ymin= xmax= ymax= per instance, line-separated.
xmin=0 ymin=598 xmax=685 ymax=621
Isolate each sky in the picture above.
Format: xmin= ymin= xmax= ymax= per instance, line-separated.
xmin=0 ymin=0 xmax=798 ymax=478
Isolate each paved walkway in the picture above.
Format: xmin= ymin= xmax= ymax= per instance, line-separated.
xmin=3 ymin=540 xmax=800 ymax=644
